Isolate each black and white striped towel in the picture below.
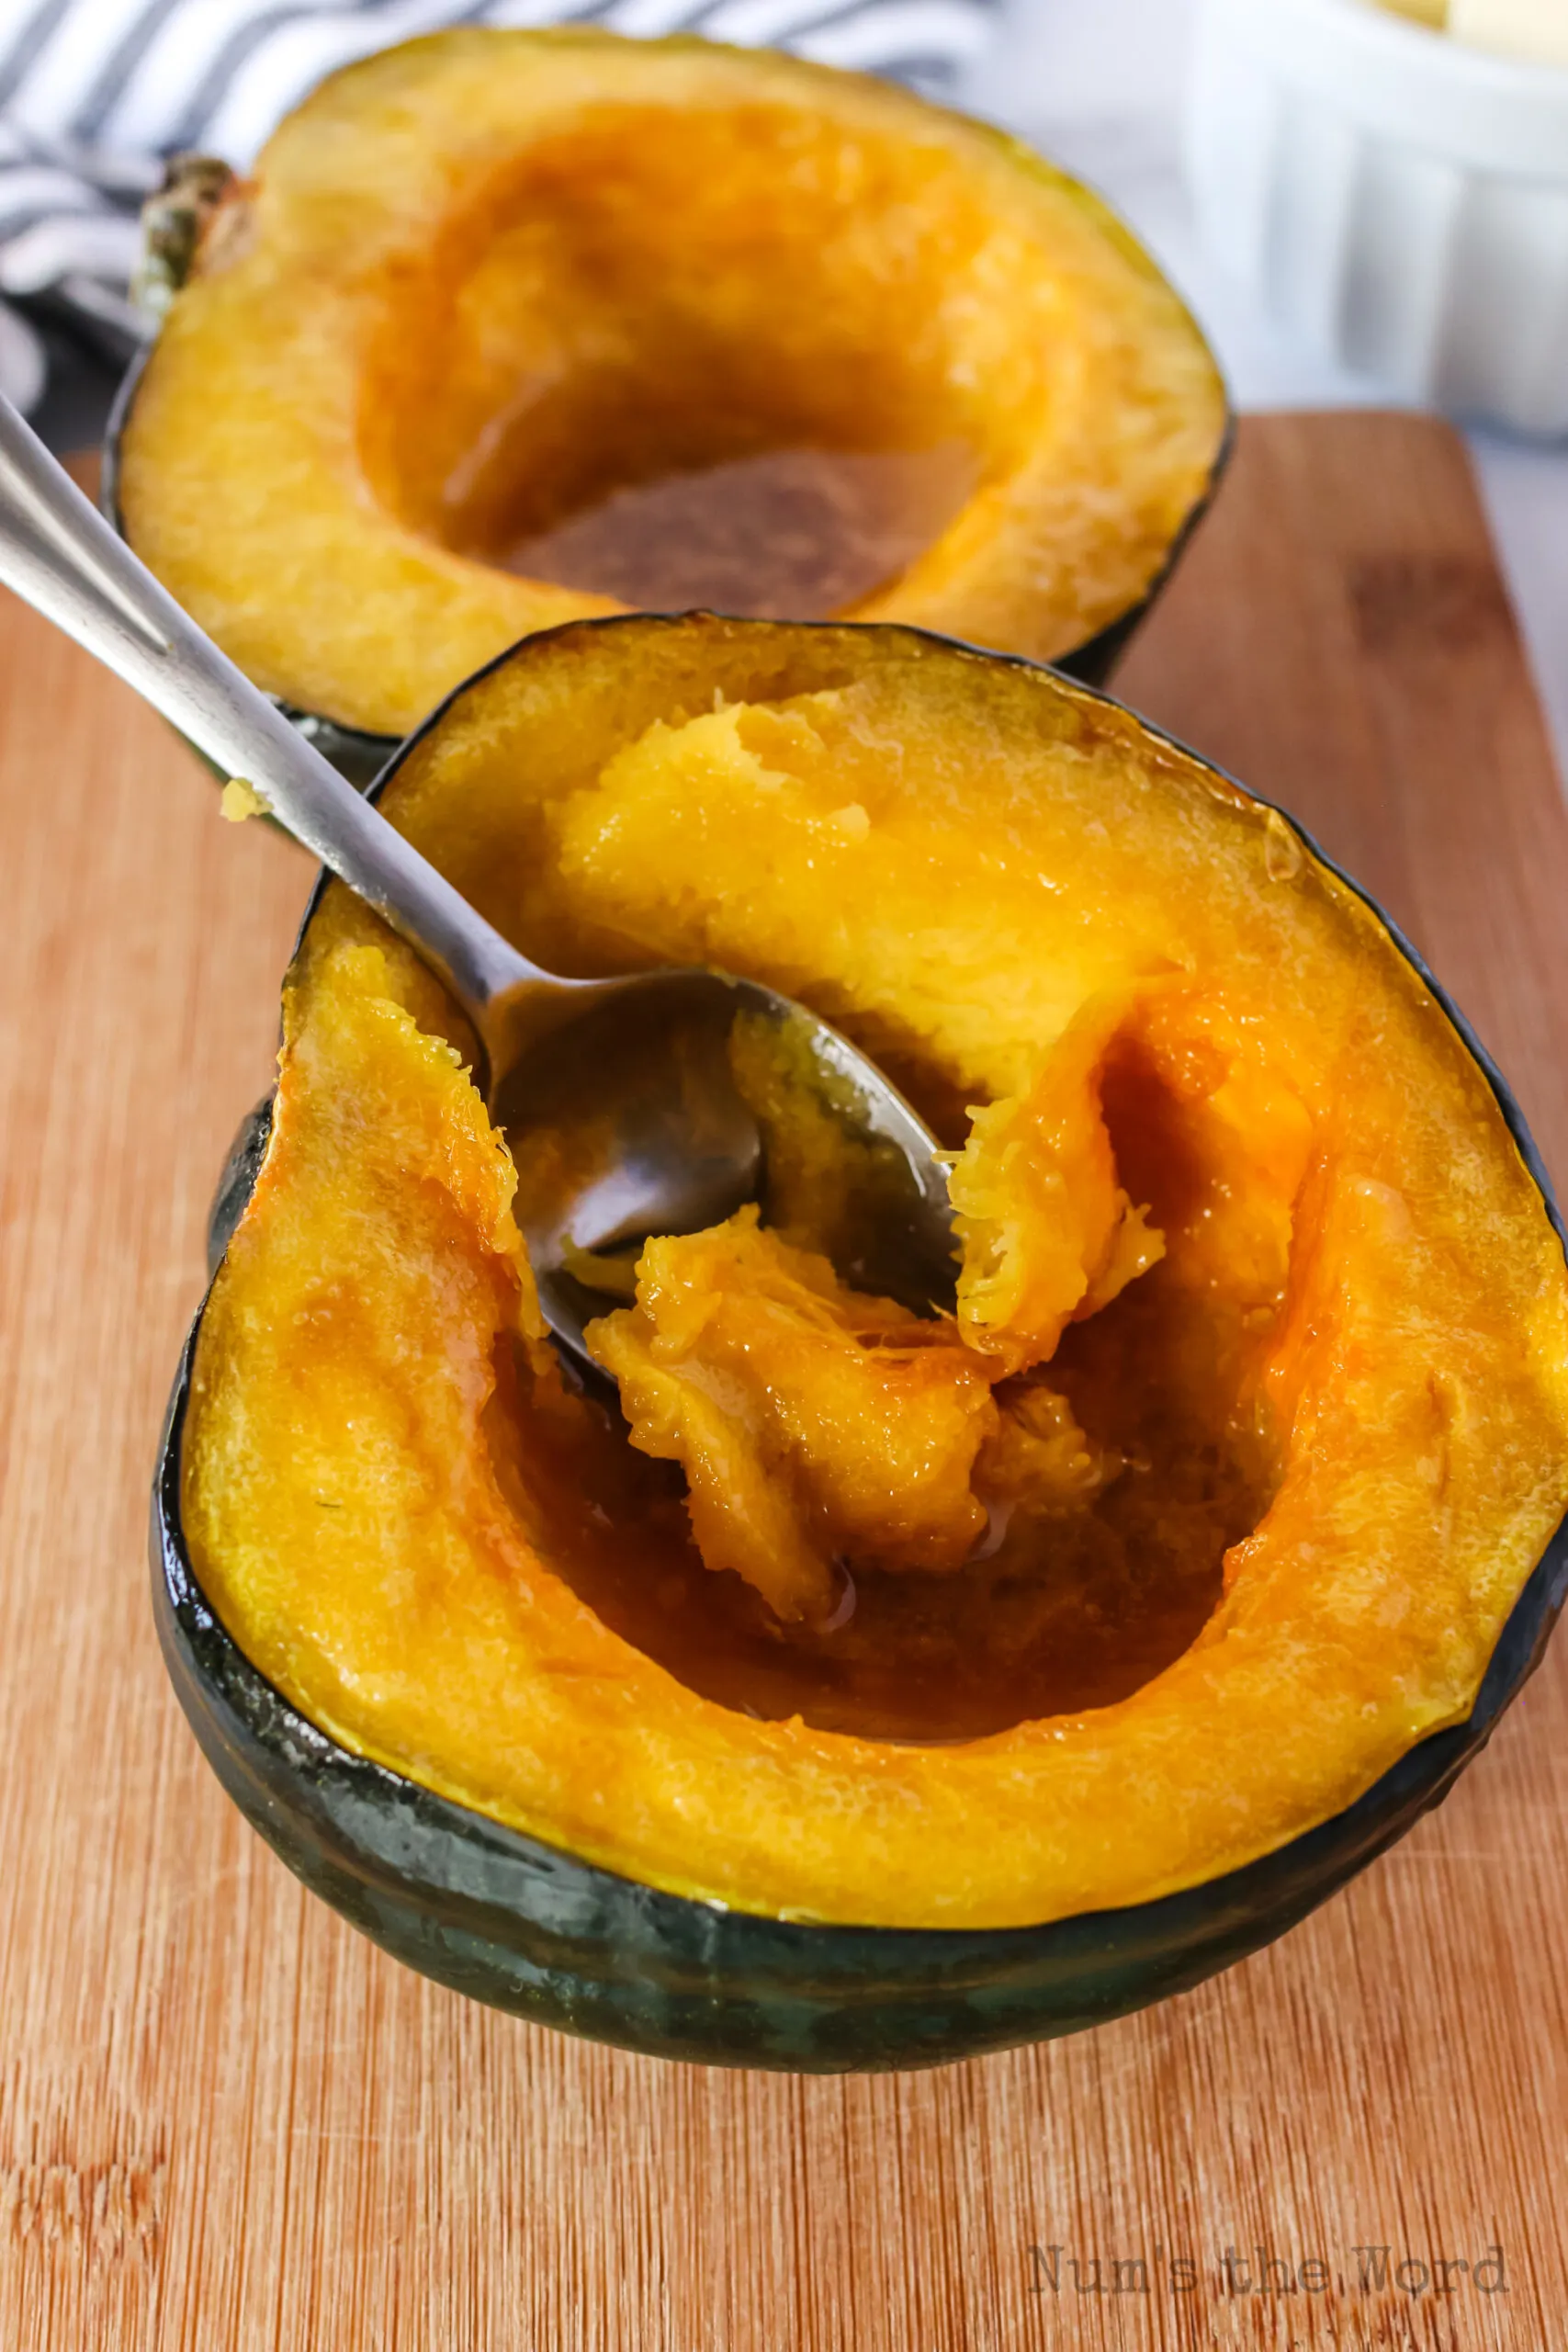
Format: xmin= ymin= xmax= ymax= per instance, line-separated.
xmin=0 ymin=0 xmax=1000 ymax=418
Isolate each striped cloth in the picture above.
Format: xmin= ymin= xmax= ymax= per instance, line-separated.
xmin=0 ymin=0 xmax=999 ymax=413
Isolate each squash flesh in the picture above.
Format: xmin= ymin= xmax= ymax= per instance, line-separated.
xmin=181 ymin=620 xmax=1568 ymax=1929
xmin=117 ymin=29 xmax=1226 ymax=739
xmin=588 ymin=1210 xmax=999 ymax=1623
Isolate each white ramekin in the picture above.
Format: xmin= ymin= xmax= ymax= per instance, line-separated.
xmin=1184 ymin=0 xmax=1568 ymax=435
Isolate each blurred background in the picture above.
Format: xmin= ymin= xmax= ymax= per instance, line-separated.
xmin=966 ymin=0 xmax=1568 ymax=768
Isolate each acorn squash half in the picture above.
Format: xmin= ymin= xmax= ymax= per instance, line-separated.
xmin=108 ymin=29 xmax=1227 ymax=775
xmin=155 ymin=615 xmax=1568 ymax=2070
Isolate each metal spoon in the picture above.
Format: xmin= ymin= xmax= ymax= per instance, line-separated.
xmin=0 ymin=394 xmax=956 ymax=1366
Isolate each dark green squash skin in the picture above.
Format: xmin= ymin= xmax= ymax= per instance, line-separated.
xmin=151 ymin=613 xmax=1568 ymax=2073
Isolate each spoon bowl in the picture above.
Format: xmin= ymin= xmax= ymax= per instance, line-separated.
xmin=493 ymin=967 xmax=957 ymax=1361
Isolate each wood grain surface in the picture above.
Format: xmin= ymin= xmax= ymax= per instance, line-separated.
xmin=3 ymin=413 xmax=1567 ymax=2351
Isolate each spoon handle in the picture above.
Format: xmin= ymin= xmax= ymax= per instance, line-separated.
xmin=0 ymin=391 xmax=537 ymax=1026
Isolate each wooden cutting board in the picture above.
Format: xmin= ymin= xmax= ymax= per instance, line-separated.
xmin=4 ymin=413 xmax=1567 ymax=2352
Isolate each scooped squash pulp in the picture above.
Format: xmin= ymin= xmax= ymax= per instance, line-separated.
xmin=115 ymin=28 xmax=1226 ymax=741
xmin=182 ymin=618 xmax=1568 ymax=1930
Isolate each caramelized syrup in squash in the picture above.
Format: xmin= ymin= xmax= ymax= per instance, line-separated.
xmin=117 ymin=29 xmax=1225 ymax=739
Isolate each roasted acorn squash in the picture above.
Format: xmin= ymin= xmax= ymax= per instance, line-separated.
xmin=164 ymin=616 xmax=1568 ymax=2038
xmin=110 ymin=29 xmax=1227 ymax=754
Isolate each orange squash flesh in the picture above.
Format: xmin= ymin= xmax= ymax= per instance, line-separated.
xmin=589 ymin=1209 xmax=1001 ymax=1625
xmin=116 ymin=28 xmax=1226 ymax=740
xmin=182 ymin=620 xmax=1568 ymax=1930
